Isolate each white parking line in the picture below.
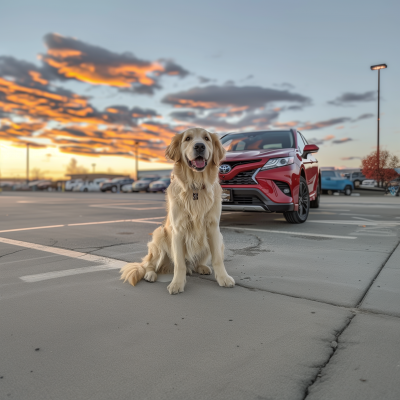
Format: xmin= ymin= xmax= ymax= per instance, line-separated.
xmin=0 ymin=236 xmax=126 ymax=282
xmin=0 ymin=217 xmax=165 ymax=233
xmin=352 ymin=217 xmax=376 ymax=222
xmin=21 ymin=264 xmax=123 ymax=283
xmin=0 ymin=225 xmax=64 ymax=233
xmin=309 ymin=220 xmax=400 ymax=226
xmin=340 ymin=213 xmax=381 ymax=217
xmin=221 ymin=227 xmax=357 ymax=239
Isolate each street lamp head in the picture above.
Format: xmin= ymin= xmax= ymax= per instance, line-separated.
xmin=370 ymin=64 xmax=387 ymax=70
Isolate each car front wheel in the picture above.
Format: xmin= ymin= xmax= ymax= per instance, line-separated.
xmin=284 ymin=177 xmax=310 ymax=224
xmin=344 ymin=185 xmax=352 ymax=196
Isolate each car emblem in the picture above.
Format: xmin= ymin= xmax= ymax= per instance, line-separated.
xmin=219 ymin=164 xmax=232 ymax=174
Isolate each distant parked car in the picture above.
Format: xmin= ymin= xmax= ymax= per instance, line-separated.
xmin=73 ymin=178 xmax=108 ymax=192
xmin=359 ymin=179 xmax=378 ymax=189
xmin=65 ymin=179 xmax=83 ymax=191
xmin=132 ymin=176 xmax=160 ymax=192
xmin=148 ymin=177 xmax=171 ymax=192
xmin=100 ymin=178 xmax=134 ymax=193
xmin=321 ymin=171 xmax=353 ymax=195
xmin=343 ymin=171 xmax=366 ymax=188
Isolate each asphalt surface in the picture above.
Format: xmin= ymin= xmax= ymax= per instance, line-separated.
xmin=1 ymin=191 xmax=399 ymax=400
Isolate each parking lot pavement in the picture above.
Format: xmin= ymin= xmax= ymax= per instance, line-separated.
xmin=0 ymin=192 xmax=399 ymax=399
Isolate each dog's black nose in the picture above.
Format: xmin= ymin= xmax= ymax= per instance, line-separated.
xmin=194 ymin=143 xmax=205 ymax=153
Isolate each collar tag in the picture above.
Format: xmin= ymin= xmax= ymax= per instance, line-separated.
xmin=193 ymin=193 xmax=198 ymax=200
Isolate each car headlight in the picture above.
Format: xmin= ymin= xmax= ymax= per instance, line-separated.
xmin=261 ymin=157 xmax=294 ymax=170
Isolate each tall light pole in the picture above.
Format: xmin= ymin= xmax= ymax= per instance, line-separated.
xmin=370 ymin=63 xmax=387 ymax=184
xmin=26 ymin=143 xmax=30 ymax=184
xmin=135 ymin=141 xmax=139 ymax=181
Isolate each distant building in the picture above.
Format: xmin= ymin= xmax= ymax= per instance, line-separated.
xmin=65 ymin=169 xmax=172 ymax=181
xmin=65 ymin=173 xmax=130 ymax=181
xmin=138 ymin=169 xmax=172 ymax=178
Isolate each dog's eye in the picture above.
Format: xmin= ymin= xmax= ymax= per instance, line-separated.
xmin=185 ymin=137 xmax=191 ymax=141
xmin=204 ymin=136 xmax=210 ymax=141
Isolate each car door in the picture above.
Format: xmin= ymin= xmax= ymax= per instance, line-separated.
xmin=297 ymin=131 xmax=317 ymax=195
xmin=321 ymin=171 xmax=336 ymax=190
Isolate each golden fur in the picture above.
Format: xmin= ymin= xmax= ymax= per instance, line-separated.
xmin=120 ymin=127 xmax=235 ymax=294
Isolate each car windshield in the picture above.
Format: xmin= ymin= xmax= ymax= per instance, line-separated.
xmin=322 ymin=171 xmax=336 ymax=178
xmin=111 ymin=178 xmax=125 ymax=182
xmin=220 ymin=130 xmax=294 ymax=152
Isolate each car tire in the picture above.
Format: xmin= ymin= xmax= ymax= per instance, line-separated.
xmin=310 ymin=182 xmax=320 ymax=209
xmin=111 ymin=186 xmax=117 ymax=193
xmin=83 ymin=188 xmax=88 ymax=192
xmin=344 ymin=185 xmax=352 ymax=196
xmin=354 ymin=180 xmax=360 ymax=188
xmin=327 ymin=190 xmax=333 ymax=195
xmin=284 ymin=177 xmax=310 ymax=224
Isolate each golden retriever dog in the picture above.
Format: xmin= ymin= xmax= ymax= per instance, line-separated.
xmin=120 ymin=127 xmax=235 ymax=294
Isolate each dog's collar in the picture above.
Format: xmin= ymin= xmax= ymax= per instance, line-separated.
xmin=190 ymin=184 xmax=205 ymax=190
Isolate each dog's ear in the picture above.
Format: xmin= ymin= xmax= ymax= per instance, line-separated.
xmin=211 ymin=132 xmax=226 ymax=166
xmin=165 ymin=134 xmax=182 ymax=162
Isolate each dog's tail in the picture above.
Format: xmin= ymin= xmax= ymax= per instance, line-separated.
xmin=120 ymin=262 xmax=146 ymax=286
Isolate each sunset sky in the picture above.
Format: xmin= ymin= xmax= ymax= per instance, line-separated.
xmin=0 ymin=0 xmax=399 ymax=179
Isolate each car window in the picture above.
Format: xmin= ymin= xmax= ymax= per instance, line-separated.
xmin=322 ymin=171 xmax=336 ymax=178
xmin=220 ymin=131 xmax=294 ymax=151
xmin=299 ymin=132 xmax=308 ymax=145
xmin=296 ymin=132 xmax=306 ymax=154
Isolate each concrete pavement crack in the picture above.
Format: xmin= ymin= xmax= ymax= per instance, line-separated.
xmin=302 ymin=313 xmax=356 ymax=400
xmin=0 ymin=249 xmax=26 ymax=258
xmin=302 ymin=238 xmax=400 ymax=399
xmin=356 ymin=239 xmax=400 ymax=307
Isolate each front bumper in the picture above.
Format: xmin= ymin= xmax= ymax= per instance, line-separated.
xmin=221 ymin=188 xmax=294 ymax=213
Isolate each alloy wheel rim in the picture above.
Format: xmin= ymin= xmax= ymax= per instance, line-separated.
xmin=298 ymin=182 xmax=309 ymax=218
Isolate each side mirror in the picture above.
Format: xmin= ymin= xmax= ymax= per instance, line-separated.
xmin=303 ymin=144 xmax=319 ymax=158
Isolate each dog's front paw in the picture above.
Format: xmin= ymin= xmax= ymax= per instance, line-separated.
xmin=144 ymin=271 xmax=157 ymax=282
xmin=195 ymin=265 xmax=212 ymax=275
xmin=167 ymin=279 xmax=185 ymax=295
xmin=216 ymin=274 xmax=235 ymax=288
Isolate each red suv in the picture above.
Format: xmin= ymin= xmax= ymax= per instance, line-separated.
xmin=219 ymin=129 xmax=320 ymax=223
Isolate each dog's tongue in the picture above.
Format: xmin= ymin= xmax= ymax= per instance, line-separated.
xmin=193 ymin=157 xmax=205 ymax=168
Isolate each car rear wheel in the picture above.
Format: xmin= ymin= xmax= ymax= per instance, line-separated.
xmin=111 ymin=186 xmax=117 ymax=193
xmin=354 ymin=180 xmax=361 ymax=188
xmin=310 ymin=182 xmax=320 ymax=209
xmin=344 ymin=185 xmax=352 ymax=196
xmin=284 ymin=177 xmax=310 ymax=224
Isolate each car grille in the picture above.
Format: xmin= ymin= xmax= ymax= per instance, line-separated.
xmin=220 ymin=169 xmax=258 ymax=185
xmin=274 ymin=180 xmax=291 ymax=196
xmin=221 ymin=159 xmax=261 ymax=170
xmin=231 ymin=193 xmax=264 ymax=205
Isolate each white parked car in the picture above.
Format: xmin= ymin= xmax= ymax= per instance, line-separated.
xmin=73 ymin=178 xmax=108 ymax=192
xmin=360 ymin=179 xmax=377 ymax=189
xmin=121 ymin=183 xmax=134 ymax=193
xmin=65 ymin=179 xmax=83 ymax=191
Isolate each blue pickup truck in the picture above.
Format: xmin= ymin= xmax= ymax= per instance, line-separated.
xmin=321 ymin=170 xmax=353 ymax=195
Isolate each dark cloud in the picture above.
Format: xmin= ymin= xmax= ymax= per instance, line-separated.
xmin=171 ymin=109 xmax=279 ymax=132
xmin=162 ymin=84 xmax=311 ymax=111
xmin=306 ymin=135 xmax=335 ymax=145
xmin=328 ymin=91 xmax=376 ymax=106
xmin=341 ymin=156 xmax=361 ymax=160
xmin=158 ymin=60 xmax=189 ymax=78
xmin=274 ymin=82 xmax=295 ymax=89
xmin=299 ymin=117 xmax=351 ymax=130
xmin=170 ymin=111 xmax=197 ymax=120
xmin=353 ymin=113 xmax=374 ymax=121
xmin=332 ymin=138 xmax=353 ymax=144
xmin=40 ymin=33 xmax=189 ymax=95
xmin=198 ymin=76 xmax=213 ymax=84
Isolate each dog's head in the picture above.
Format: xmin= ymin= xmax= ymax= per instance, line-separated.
xmin=165 ymin=128 xmax=225 ymax=172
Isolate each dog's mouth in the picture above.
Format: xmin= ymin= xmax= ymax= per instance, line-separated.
xmin=187 ymin=156 xmax=208 ymax=171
